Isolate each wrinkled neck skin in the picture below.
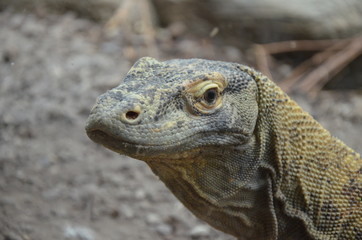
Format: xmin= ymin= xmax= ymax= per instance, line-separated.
xmin=146 ymin=134 xmax=278 ymax=240
xmin=143 ymin=74 xmax=314 ymax=240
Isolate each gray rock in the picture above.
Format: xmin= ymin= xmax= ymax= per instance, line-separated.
xmin=63 ymin=225 xmax=95 ymax=240
xmin=189 ymin=225 xmax=211 ymax=238
xmin=155 ymin=223 xmax=173 ymax=236
xmin=146 ymin=213 xmax=162 ymax=225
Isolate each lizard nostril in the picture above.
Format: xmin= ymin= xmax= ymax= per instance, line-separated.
xmin=121 ymin=105 xmax=142 ymax=124
xmin=125 ymin=111 xmax=139 ymax=120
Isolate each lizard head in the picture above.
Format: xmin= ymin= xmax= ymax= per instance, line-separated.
xmin=86 ymin=57 xmax=270 ymax=237
xmin=85 ymin=57 xmax=259 ymax=161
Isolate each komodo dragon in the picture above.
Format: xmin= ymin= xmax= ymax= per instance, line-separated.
xmin=85 ymin=57 xmax=362 ymax=240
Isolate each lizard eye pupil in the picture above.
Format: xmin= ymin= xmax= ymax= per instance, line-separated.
xmin=204 ymin=88 xmax=218 ymax=104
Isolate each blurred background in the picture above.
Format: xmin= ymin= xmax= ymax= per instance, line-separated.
xmin=0 ymin=0 xmax=361 ymax=239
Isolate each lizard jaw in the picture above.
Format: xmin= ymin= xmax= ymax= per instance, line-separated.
xmin=86 ymin=123 xmax=246 ymax=162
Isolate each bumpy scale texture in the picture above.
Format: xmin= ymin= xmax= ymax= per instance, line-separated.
xmin=86 ymin=57 xmax=362 ymax=240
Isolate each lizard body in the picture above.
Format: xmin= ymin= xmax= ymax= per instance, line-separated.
xmin=86 ymin=57 xmax=362 ymax=240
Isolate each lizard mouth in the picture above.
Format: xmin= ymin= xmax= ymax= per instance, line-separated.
xmin=86 ymin=127 xmax=203 ymax=161
xmin=86 ymin=124 xmax=247 ymax=162
xmin=87 ymin=128 xmax=148 ymax=155
xmin=87 ymin=129 xmax=121 ymax=151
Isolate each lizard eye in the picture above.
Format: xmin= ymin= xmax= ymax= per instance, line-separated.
xmin=184 ymin=72 xmax=227 ymax=114
xmin=203 ymin=88 xmax=218 ymax=104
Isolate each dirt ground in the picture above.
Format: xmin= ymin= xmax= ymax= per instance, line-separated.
xmin=0 ymin=10 xmax=361 ymax=240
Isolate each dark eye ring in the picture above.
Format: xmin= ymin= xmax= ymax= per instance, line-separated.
xmin=203 ymin=88 xmax=218 ymax=104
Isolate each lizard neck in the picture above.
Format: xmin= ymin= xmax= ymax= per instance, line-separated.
xmin=253 ymin=75 xmax=319 ymax=239
xmin=254 ymin=74 xmax=361 ymax=239
xmin=147 ymin=138 xmax=278 ymax=240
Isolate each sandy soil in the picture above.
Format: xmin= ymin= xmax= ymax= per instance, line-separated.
xmin=0 ymin=11 xmax=361 ymax=240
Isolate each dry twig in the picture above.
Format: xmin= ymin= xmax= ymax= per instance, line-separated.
xmin=105 ymin=0 xmax=159 ymax=58
xmin=254 ymin=35 xmax=362 ymax=95
xmin=298 ymin=36 xmax=362 ymax=94
xmin=279 ymin=40 xmax=351 ymax=92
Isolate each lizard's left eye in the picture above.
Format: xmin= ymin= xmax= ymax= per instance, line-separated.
xmin=203 ymin=88 xmax=218 ymax=104
xmin=184 ymin=73 xmax=227 ymax=114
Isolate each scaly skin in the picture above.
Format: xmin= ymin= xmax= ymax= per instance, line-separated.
xmin=85 ymin=57 xmax=362 ymax=240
